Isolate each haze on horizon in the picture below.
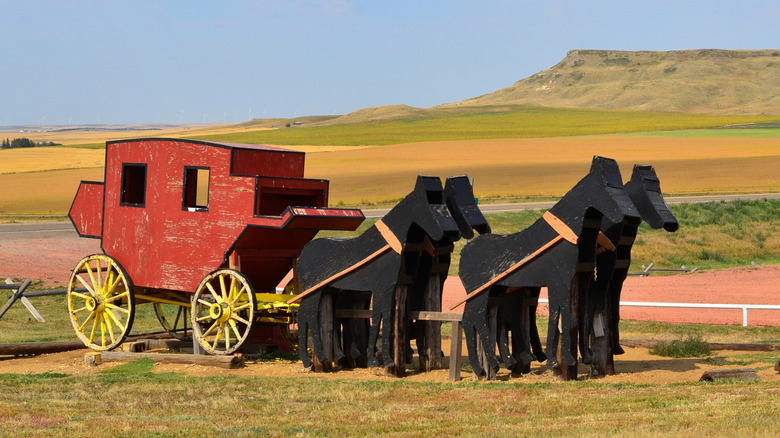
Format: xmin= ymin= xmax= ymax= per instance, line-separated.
xmin=2 ymin=0 xmax=779 ymax=126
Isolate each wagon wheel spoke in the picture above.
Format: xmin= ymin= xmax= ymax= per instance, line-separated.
xmin=75 ymin=274 xmax=97 ymax=297
xmin=206 ymin=283 xmax=221 ymax=303
xmin=230 ymin=313 xmax=250 ymax=326
xmin=67 ymin=255 xmax=135 ymax=352
xmin=192 ymin=269 xmax=256 ymax=355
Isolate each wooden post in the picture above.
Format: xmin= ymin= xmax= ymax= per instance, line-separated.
xmin=590 ymin=308 xmax=615 ymax=377
xmin=449 ymin=320 xmax=463 ymax=381
xmin=191 ymin=294 xmax=202 ymax=355
xmin=420 ymin=274 xmax=443 ymax=372
xmin=0 ymin=279 xmax=33 ymax=320
xmin=699 ymin=368 xmax=760 ymax=382
xmin=389 ymin=284 xmax=407 ymax=377
xmin=101 ymin=351 xmax=245 ymax=369
xmin=313 ymin=294 xmax=333 ymax=372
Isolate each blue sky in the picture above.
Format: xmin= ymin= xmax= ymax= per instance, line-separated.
xmin=2 ymin=0 xmax=779 ymax=126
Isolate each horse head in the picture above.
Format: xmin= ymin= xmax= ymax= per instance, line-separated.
xmin=444 ymin=175 xmax=491 ymax=239
xmin=584 ymin=156 xmax=640 ymax=226
xmin=385 ymin=176 xmax=461 ymax=243
xmin=624 ymin=165 xmax=679 ymax=232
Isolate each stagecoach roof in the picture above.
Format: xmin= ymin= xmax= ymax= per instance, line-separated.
xmin=105 ymin=138 xmax=299 ymax=153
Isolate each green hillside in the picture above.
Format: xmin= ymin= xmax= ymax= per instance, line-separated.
xmin=194 ymin=106 xmax=780 ymax=146
xmin=440 ymin=49 xmax=780 ymax=115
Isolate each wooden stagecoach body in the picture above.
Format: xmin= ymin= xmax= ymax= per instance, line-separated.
xmin=70 ymin=138 xmax=362 ymax=293
xmin=68 ymin=138 xmax=363 ymax=354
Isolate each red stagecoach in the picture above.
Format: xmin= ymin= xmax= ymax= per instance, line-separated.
xmin=68 ymin=138 xmax=363 ymax=354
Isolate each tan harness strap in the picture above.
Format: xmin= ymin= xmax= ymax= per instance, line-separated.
xmin=287 ymin=221 xmax=402 ymax=304
xmin=449 ymin=211 xmax=578 ymax=310
xmin=595 ymin=231 xmax=617 ymax=255
xmin=375 ymin=219 xmax=403 ymax=254
xmin=542 ymin=211 xmax=578 ymax=245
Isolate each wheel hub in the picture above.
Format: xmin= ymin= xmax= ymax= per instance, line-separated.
xmin=85 ymin=296 xmax=100 ymax=312
xmin=209 ymin=302 xmax=231 ymax=323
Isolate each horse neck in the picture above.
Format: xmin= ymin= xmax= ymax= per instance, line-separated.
xmin=378 ymin=199 xmax=418 ymax=243
xmin=548 ymin=177 xmax=602 ymax=238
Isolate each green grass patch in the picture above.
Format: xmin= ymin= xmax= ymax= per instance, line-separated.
xmin=649 ymin=335 xmax=713 ymax=358
xmin=191 ymin=106 xmax=780 ymax=146
xmin=625 ymin=122 xmax=780 ymax=138
xmin=0 ymin=371 xmax=777 ymax=436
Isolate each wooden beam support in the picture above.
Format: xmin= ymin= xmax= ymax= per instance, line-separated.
xmin=101 ymin=351 xmax=245 ymax=369
xmin=699 ymin=368 xmax=760 ymax=382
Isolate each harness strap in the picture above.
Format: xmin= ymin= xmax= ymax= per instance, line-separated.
xmin=375 ymin=219 xmax=403 ymax=254
xmin=595 ymin=231 xmax=617 ymax=255
xmin=449 ymin=211 xmax=577 ymax=310
xmin=287 ymin=220 xmax=401 ymax=304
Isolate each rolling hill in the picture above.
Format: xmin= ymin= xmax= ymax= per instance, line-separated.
xmin=438 ymin=49 xmax=780 ymax=115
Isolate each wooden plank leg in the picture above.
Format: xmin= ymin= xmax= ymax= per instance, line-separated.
xmin=191 ymin=294 xmax=202 ymax=356
xmin=313 ymin=294 xmax=334 ymax=372
xmin=389 ymin=284 xmax=407 ymax=378
xmin=449 ymin=320 xmax=462 ymax=381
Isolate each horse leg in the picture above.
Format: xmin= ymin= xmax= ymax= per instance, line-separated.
xmin=367 ymin=305 xmax=383 ymax=367
xmin=545 ymin=306 xmax=561 ymax=369
xmin=496 ymin=306 xmax=518 ymax=371
xmin=609 ymin=280 xmax=625 ymax=355
xmin=578 ymin=276 xmax=594 ymax=365
xmin=462 ymin=297 xmax=492 ymax=378
xmin=526 ymin=288 xmax=547 ymax=362
xmin=297 ymin=290 xmax=326 ymax=369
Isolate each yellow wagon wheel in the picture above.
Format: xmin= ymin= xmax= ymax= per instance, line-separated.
xmin=191 ymin=269 xmax=256 ymax=355
xmin=153 ymin=301 xmax=192 ymax=341
xmin=67 ymin=254 xmax=135 ymax=351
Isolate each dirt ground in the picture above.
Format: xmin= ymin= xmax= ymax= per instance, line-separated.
xmin=0 ymin=224 xmax=778 ymax=383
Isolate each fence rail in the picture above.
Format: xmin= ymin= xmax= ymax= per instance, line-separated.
xmin=538 ymin=298 xmax=780 ymax=327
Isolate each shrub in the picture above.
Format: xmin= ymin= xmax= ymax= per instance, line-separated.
xmin=650 ymin=335 xmax=712 ymax=358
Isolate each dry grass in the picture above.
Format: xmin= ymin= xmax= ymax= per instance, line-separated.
xmin=304 ymin=136 xmax=780 ymax=205
xmin=0 ymin=168 xmax=103 ymax=216
xmin=2 ymin=135 xmax=779 ymax=215
xmin=0 ymin=147 xmax=104 ymax=175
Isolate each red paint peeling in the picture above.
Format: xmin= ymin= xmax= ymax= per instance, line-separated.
xmin=69 ymin=138 xmax=364 ymax=294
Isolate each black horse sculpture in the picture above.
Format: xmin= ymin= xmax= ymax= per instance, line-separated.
xmin=292 ymin=176 xmax=461 ymax=370
xmin=406 ymin=175 xmax=490 ymax=370
xmin=453 ymin=156 xmax=639 ymax=378
xmin=582 ymin=164 xmax=678 ymax=373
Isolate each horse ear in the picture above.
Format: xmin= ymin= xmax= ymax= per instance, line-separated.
xmin=414 ymin=175 xmax=444 ymax=204
xmin=628 ymin=164 xmax=661 ymax=193
xmin=590 ymin=155 xmax=624 ymax=188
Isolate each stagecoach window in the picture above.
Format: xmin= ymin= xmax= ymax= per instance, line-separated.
xmin=120 ymin=163 xmax=147 ymax=207
xmin=183 ymin=167 xmax=210 ymax=212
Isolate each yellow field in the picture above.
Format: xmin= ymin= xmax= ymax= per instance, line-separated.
xmin=304 ymin=136 xmax=780 ymax=204
xmin=0 ymin=147 xmax=105 ymax=174
xmin=1 ymin=135 xmax=779 ymax=217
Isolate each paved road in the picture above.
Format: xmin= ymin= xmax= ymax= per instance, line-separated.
xmin=1 ymin=193 xmax=779 ymax=233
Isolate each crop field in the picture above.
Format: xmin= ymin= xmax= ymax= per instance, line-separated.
xmin=2 ymin=134 xmax=780 ymax=217
xmin=1 ymin=109 xmax=780 ymax=436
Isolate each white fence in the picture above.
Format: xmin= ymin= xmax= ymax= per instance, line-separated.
xmin=538 ymin=298 xmax=780 ymax=327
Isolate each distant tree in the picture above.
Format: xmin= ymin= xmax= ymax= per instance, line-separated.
xmin=1 ymin=138 xmax=9 ymax=149
xmin=10 ymin=138 xmax=36 ymax=148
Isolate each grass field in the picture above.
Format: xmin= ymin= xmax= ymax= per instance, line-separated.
xmin=0 ymin=364 xmax=777 ymax=437
xmin=2 ymin=106 xmax=780 ymax=218
xmin=190 ymin=106 xmax=780 ymax=146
